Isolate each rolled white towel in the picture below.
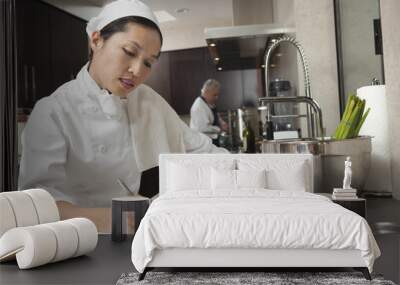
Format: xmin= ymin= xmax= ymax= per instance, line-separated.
xmin=64 ymin=218 xmax=98 ymax=257
xmin=42 ymin=220 xmax=79 ymax=262
xmin=0 ymin=189 xmax=60 ymax=238
xmin=0 ymin=218 xmax=98 ymax=269
xmin=0 ymin=225 xmax=57 ymax=268
xmin=0 ymin=191 xmax=39 ymax=227
xmin=0 ymin=196 xmax=17 ymax=237
xmin=24 ymin=189 xmax=60 ymax=224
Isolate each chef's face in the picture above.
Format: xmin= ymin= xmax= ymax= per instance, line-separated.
xmin=89 ymin=22 xmax=162 ymax=97
xmin=204 ymin=87 xmax=220 ymax=106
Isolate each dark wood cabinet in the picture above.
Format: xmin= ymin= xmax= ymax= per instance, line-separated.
xmin=145 ymin=47 xmax=260 ymax=115
xmin=144 ymin=52 xmax=172 ymax=103
xmin=169 ymin=48 xmax=207 ymax=115
xmin=146 ymin=47 xmax=208 ymax=114
xmin=16 ymin=0 xmax=52 ymax=110
xmin=15 ymin=0 xmax=88 ymax=112
xmin=49 ymin=7 xmax=88 ymax=93
xmin=146 ymin=48 xmax=208 ymax=114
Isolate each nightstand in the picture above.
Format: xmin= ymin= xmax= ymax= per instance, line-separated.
xmin=316 ymin=193 xmax=366 ymax=218
xmin=111 ymin=196 xmax=150 ymax=242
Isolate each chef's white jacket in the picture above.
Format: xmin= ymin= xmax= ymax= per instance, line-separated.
xmin=18 ymin=64 xmax=227 ymax=207
xmin=190 ymin=97 xmax=220 ymax=139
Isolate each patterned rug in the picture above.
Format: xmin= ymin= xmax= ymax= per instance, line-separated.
xmin=116 ymin=271 xmax=396 ymax=285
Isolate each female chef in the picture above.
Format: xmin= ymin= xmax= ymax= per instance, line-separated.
xmin=18 ymin=0 xmax=227 ymax=228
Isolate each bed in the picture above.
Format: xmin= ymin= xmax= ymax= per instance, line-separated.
xmin=131 ymin=153 xmax=380 ymax=280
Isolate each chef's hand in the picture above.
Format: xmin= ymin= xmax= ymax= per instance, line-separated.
xmin=220 ymin=120 xmax=229 ymax=133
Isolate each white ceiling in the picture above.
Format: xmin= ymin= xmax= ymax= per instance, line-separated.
xmin=142 ymin=0 xmax=233 ymax=28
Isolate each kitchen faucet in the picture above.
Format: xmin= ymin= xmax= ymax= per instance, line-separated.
xmin=259 ymin=96 xmax=324 ymax=138
xmin=260 ymin=36 xmax=325 ymax=138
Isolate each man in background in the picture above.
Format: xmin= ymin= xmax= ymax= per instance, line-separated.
xmin=190 ymin=79 xmax=228 ymax=146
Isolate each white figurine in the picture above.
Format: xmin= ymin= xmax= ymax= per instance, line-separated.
xmin=343 ymin=156 xmax=352 ymax=189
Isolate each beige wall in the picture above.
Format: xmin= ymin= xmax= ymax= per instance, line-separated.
xmin=232 ymin=0 xmax=273 ymax=25
xmin=161 ymin=19 xmax=232 ymax=51
xmin=380 ymin=0 xmax=400 ymax=200
xmin=293 ymin=0 xmax=340 ymax=137
xmin=272 ymin=0 xmax=294 ymax=26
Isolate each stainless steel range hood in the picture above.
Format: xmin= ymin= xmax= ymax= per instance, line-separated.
xmin=204 ymin=23 xmax=295 ymax=70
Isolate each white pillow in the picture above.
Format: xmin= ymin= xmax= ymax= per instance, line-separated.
xmin=266 ymin=162 xmax=308 ymax=191
xmin=167 ymin=163 xmax=210 ymax=191
xmin=267 ymin=163 xmax=308 ymax=192
xmin=237 ymin=158 xmax=310 ymax=192
xmin=211 ymin=168 xmax=236 ymax=190
xmin=236 ymin=169 xmax=267 ymax=188
xmin=211 ymin=169 xmax=267 ymax=190
xmin=166 ymin=158 xmax=236 ymax=192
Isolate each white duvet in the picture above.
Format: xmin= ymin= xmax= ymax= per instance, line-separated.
xmin=131 ymin=190 xmax=380 ymax=273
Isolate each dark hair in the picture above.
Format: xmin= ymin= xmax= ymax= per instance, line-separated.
xmin=88 ymin=16 xmax=163 ymax=60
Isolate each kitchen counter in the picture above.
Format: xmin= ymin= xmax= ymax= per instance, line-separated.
xmin=0 ymin=234 xmax=133 ymax=285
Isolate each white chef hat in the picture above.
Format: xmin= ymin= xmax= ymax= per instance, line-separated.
xmin=86 ymin=0 xmax=159 ymax=37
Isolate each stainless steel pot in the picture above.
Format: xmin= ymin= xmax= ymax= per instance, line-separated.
xmin=261 ymin=136 xmax=372 ymax=193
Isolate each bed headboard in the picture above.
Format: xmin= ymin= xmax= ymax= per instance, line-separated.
xmin=159 ymin=153 xmax=315 ymax=195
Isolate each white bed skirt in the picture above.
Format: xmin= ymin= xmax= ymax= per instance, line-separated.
xmin=148 ymin=248 xmax=366 ymax=268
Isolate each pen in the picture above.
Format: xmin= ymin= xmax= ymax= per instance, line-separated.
xmin=117 ymin=178 xmax=135 ymax=194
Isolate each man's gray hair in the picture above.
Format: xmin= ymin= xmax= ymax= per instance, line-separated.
xmin=201 ymin=79 xmax=220 ymax=94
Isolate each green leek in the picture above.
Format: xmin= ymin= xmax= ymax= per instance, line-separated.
xmin=332 ymin=93 xmax=370 ymax=140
